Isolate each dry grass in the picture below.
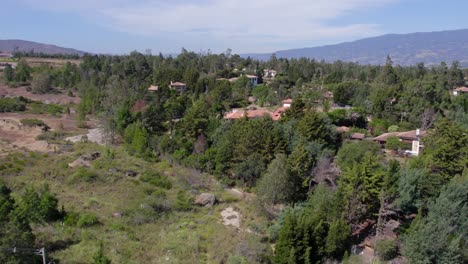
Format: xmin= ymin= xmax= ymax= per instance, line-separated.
xmin=1 ymin=143 xmax=272 ymax=263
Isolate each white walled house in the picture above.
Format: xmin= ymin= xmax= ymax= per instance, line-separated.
xmin=453 ymin=87 xmax=468 ymax=96
xmin=282 ymin=98 xmax=293 ymax=108
xmin=246 ymin=75 xmax=259 ymax=86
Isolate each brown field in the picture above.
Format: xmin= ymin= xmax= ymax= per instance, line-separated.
xmin=24 ymin=57 xmax=81 ymax=67
xmin=0 ymin=113 xmax=96 ymax=153
xmin=0 ymin=84 xmax=80 ymax=105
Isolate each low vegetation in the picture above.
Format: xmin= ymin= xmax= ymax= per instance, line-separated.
xmin=1 ymin=51 xmax=467 ymax=263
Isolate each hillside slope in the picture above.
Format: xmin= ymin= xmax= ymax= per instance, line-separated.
xmin=244 ymin=29 xmax=468 ymax=66
xmin=0 ymin=39 xmax=87 ymax=55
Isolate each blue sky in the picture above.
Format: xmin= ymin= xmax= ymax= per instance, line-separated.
xmin=2 ymin=0 xmax=467 ymax=54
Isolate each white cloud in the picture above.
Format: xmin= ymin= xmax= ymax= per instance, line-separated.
xmin=16 ymin=0 xmax=398 ymax=52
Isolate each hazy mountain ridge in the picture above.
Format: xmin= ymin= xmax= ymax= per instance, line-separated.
xmin=0 ymin=39 xmax=87 ymax=55
xmin=243 ymin=29 xmax=468 ymax=66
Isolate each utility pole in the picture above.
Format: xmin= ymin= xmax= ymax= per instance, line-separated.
xmin=34 ymin=247 xmax=46 ymax=264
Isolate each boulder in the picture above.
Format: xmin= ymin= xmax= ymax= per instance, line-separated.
xmin=125 ymin=170 xmax=138 ymax=177
xmin=194 ymin=193 xmax=216 ymax=207
xmin=68 ymin=157 xmax=91 ymax=168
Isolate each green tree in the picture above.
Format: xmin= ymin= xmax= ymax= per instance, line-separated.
xmin=423 ymin=119 xmax=468 ymax=181
xmin=404 ymin=176 xmax=468 ymax=264
xmin=297 ymin=111 xmax=334 ymax=147
xmin=283 ymin=96 xmax=305 ymax=121
xmin=31 ymin=71 xmax=52 ymax=94
xmin=14 ymin=59 xmax=31 ymax=83
xmin=124 ymin=121 xmax=151 ymax=158
xmin=3 ymin=64 xmax=14 ymax=84
xmin=257 ymin=154 xmax=295 ymax=204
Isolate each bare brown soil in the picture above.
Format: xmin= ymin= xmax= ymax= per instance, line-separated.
xmin=0 ymin=113 xmax=96 ymax=153
xmin=24 ymin=57 xmax=81 ymax=67
xmin=0 ymin=84 xmax=80 ymax=105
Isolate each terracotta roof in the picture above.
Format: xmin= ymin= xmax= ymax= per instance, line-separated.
xmin=148 ymin=85 xmax=159 ymax=91
xmin=245 ymin=75 xmax=258 ymax=79
xmin=282 ymin=98 xmax=293 ymax=104
xmin=351 ymin=133 xmax=365 ymax=140
xmin=373 ymin=130 xmax=426 ymax=142
xmin=455 ymin=87 xmax=468 ymax=92
xmin=335 ymin=126 xmax=350 ymax=133
xmin=170 ymin=82 xmax=186 ymax=87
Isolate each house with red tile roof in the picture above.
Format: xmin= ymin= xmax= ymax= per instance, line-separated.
xmin=169 ymin=81 xmax=187 ymax=93
xmin=453 ymin=86 xmax=468 ymax=96
xmin=281 ymin=98 xmax=293 ymax=108
xmin=373 ymin=129 xmax=426 ymax=156
xmin=148 ymin=85 xmax=159 ymax=92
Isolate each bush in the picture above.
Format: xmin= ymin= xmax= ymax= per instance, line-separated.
xmin=36 ymin=131 xmax=67 ymax=141
xmin=385 ymin=136 xmax=406 ymax=151
xmin=125 ymin=207 xmax=159 ymax=225
xmin=0 ymin=97 xmax=27 ymax=112
xmin=64 ymin=211 xmax=80 ymax=226
xmin=71 ymin=167 xmax=99 ymax=183
xmin=375 ymin=239 xmax=398 ymax=261
xmin=140 ymin=171 xmax=172 ymax=189
xmin=20 ymin=118 xmax=45 ymax=127
xmin=29 ymin=102 xmax=63 ymax=115
xmin=173 ymin=191 xmax=193 ymax=211
xmin=77 ymin=213 xmax=99 ymax=227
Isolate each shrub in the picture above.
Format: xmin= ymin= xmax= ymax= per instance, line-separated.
xmin=125 ymin=207 xmax=159 ymax=225
xmin=173 ymin=191 xmax=193 ymax=211
xmin=36 ymin=131 xmax=67 ymax=141
xmin=77 ymin=213 xmax=99 ymax=227
xmin=385 ymin=136 xmax=406 ymax=151
xmin=375 ymin=239 xmax=398 ymax=261
xmin=64 ymin=211 xmax=80 ymax=226
xmin=29 ymin=102 xmax=63 ymax=115
xmin=20 ymin=118 xmax=45 ymax=127
xmin=140 ymin=171 xmax=172 ymax=189
xmin=0 ymin=97 xmax=27 ymax=112
xmin=71 ymin=167 xmax=99 ymax=183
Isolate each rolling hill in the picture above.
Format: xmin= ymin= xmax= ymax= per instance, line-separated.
xmin=243 ymin=29 xmax=468 ymax=66
xmin=0 ymin=39 xmax=87 ymax=56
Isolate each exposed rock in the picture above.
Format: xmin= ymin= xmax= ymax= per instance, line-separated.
xmin=383 ymin=219 xmax=401 ymax=239
xmin=194 ymin=193 xmax=216 ymax=207
xmin=226 ymin=188 xmax=244 ymax=200
xmin=125 ymin=170 xmax=138 ymax=177
xmin=113 ymin=212 xmax=122 ymax=218
xmin=221 ymin=207 xmax=240 ymax=229
xmin=82 ymin=151 xmax=100 ymax=161
xmin=68 ymin=157 xmax=91 ymax=168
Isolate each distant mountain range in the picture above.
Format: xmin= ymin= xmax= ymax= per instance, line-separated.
xmin=0 ymin=40 xmax=87 ymax=56
xmin=242 ymin=29 xmax=468 ymax=66
xmin=3 ymin=29 xmax=468 ymax=66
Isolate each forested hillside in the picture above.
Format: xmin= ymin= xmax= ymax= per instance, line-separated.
xmin=245 ymin=29 xmax=468 ymax=66
xmin=1 ymin=50 xmax=467 ymax=263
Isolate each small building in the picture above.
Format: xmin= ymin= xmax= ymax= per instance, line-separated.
xmin=169 ymin=81 xmax=187 ymax=93
xmin=452 ymin=87 xmax=468 ymax=96
xmin=245 ymin=75 xmax=259 ymax=86
xmin=350 ymin=133 xmax=365 ymax=140
xmin=148 ymin=85 xmax=159 ymax=92
xmin=282 ymin=98 xmax=293 ymax=108
xmin=263 ymin=69 xmax=277 ymax=79
xmin=335 ymin=126 xmax=350 ymax=134
xmin=373 ymin=129 xmax=426 ymax=156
